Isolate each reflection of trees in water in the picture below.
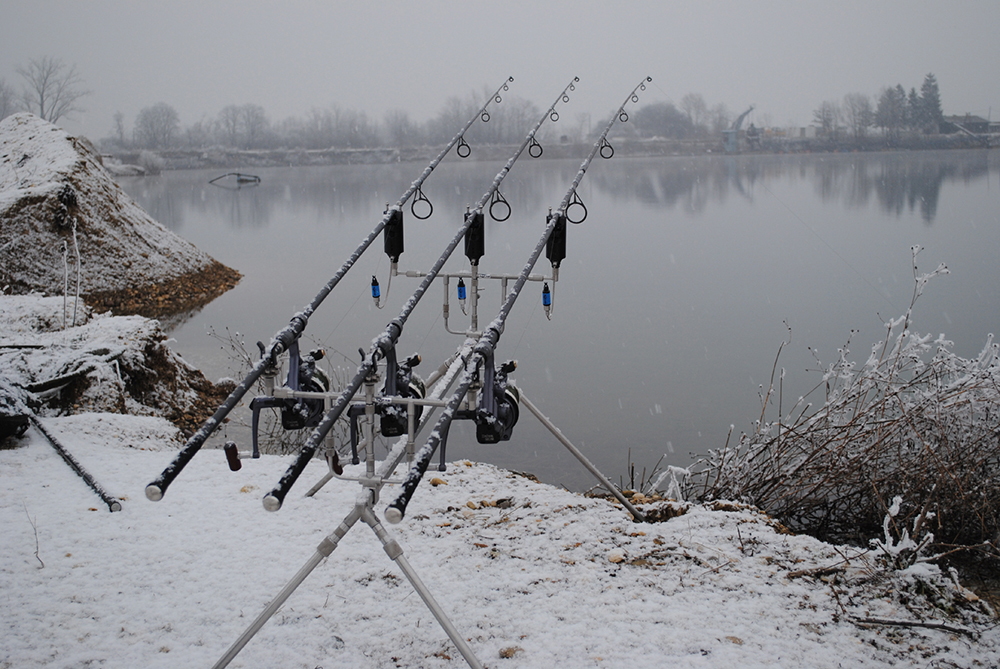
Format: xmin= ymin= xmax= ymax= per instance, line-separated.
xmin=585 ymin=150 xmax=994 ymax=224
xmin=122 ymin=174 xmax=268 ymax=231
xmin=120 ymin=176 xmax=185 ymax=232
xmin=588 ymin=156 xmax=788 ymax=214
xmin=121 ymin=151 xmax=995 ymax=234
xmin=123 ymin=161 xmax=552 ymax=233
xmin=809 ymin=151 xmax=992 ymax=224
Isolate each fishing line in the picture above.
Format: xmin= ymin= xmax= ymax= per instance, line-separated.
xmin=321 ymin=263 xmax=374 ymax=345
xmin=759 ymin=180 xmax=897 ymax=312
xmin=416 ymin=309 xmax=442 ymax=354
xmin=511 ymin=292 xmax=541 ymax=359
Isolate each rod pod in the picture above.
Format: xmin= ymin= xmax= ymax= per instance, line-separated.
xmin=145 ymin=76 xmax=514 ymax=502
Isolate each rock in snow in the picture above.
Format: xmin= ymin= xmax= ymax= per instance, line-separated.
xmin=0 ymin=113 xmax=239 ymax=317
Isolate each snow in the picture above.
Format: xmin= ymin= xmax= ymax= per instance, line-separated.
xmin=0 ymin=113 xmax=233 ymax=302
xmin=0 ymin=295 xmax=210 ymax=423
xmin=2 ymin=416 xmax=998 ymax=668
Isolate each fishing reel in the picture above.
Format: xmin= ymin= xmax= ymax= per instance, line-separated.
xmin=379 ymin=350 xmax=425 ymax=438
xmin=343 ymin=346 xmax=426 ymax=464
xmin=282 ymin=346 xmax=330 ymax=429
xmin=473 ymin=358 xmax=520 ymax=444
xmin=242 ymin=341 xmax=330 ymax=465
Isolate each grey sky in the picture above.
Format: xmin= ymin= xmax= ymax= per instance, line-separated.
xmin=2 ymin=0 xmax=997 ymax=141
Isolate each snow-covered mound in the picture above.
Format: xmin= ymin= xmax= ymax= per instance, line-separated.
xmin=0 ymin=113 xmax=239 ymax=317
xmin=1 ymin=424 xmax=997 ymax=668
xmin=0 ymin=294 xmax=233 ymax=437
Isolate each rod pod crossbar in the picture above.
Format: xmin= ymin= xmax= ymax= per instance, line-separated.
xmin=261 ymin=77 xmax=581 ymax=512
xmin=385 ymin=78 xmax=653 ymax=523
xmin=145 ymin=76 xmax=514 ymax=503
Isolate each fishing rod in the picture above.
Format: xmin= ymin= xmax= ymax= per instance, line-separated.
xmin=385 ymin=77 xmax=654 ymax=524
xmin=145 ymin=77 xmax=514 ymax=503
xmin=261 ymin=77 xmax=582 ymax=512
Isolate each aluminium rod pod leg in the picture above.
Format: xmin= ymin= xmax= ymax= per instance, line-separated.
xmin=211 ymin=504 xmax=365 ymax=669
xmin=360 ymin=506 xmax=484 ymax=669
xmin=518 ymin=390 xmax=645 ymax=523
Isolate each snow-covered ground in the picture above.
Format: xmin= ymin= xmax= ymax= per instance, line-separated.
xmin=2 ymin=412 xmax=997 ymax=668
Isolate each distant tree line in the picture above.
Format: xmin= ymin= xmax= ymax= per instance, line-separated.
xmin=812 ymin=73 xmax=944 ymax=143
xmin=103 ymin=86 xmax=545 ymax=152
xmin=0 ymin=56 xmax=953 ymax=154
xmin=599 ymin=93 xmax=736 ymax=141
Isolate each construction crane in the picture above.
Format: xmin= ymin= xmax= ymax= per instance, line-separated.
xmin=723 ymin=105 xmax=754 ymax=153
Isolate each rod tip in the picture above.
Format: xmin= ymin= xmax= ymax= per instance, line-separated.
xmin=109 ymin=501 xmax=122 ymax=512
xmin=145 ymin=485 xmax=162 ymax=502
xmin=263 ymin=494 xmax=282 ymax=512
xmin=384 ymin=507 xmax=403 ymax=525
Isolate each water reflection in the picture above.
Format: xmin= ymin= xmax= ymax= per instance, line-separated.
xmin=586 ymin=150 xmax=995 ymax=223
xmin=121 ymin=160 xmax=562 ymax=235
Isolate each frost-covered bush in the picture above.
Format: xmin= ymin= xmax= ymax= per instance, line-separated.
xmin=695 ymin=248 xmax=1000 ymax=550
xmin=137 ymin=150 xmax=165 ymax=175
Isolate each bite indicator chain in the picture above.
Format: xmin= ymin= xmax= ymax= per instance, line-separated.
xmin=260 ymin=77 xmax=579 ymax=512
xmin=144 ymin=76 xmax=514 ymax=502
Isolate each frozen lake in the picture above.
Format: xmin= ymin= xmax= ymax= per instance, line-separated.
xmin=119 ymin=148 xmax=1000 ymax=491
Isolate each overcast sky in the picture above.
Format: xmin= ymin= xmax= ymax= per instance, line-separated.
xmin=2 ymin=0 xmax=998 ymax=141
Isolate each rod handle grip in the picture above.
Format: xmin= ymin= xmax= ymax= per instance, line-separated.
xmin=262 ymin=444 xmax=315 ymax=511
xmin=224 ymin=442 xmax=242 ymax=471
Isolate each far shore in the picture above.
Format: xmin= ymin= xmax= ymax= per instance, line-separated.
xmin=103 ymin=133 xmax=996 ymax=172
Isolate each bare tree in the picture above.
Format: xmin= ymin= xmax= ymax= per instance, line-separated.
xmin=110 ymin=111 xmax=127 ymax=147
xmin=16 ymin=56 xmax=89 ymax=123
xmin=217 ymin=104 xmax=241 ymax=146
xmin=134 ymin=102 xmax=180 ymax=149
xmin=709 ymin=103 xmax=731 ymax=135
xmin=383 ymin=109 xmax=418 ymax=148
xmin=239 ymin=104 xmax=269 ymax=149
xmin=875 ymin=85 xmax=907 ymax=143
xmin=0 ymin=79 xmax=17 ymax=120
xmin=842 ymin=93 xmax=873 ymax=140
xmin=680 ymin=93 xmax=708 ymax=135
xmin=812 ymin=100 xmax=840 ymax=136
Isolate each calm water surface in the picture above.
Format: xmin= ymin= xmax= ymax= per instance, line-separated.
xmin=119 ymin=149 xmax=1000 ymax=491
